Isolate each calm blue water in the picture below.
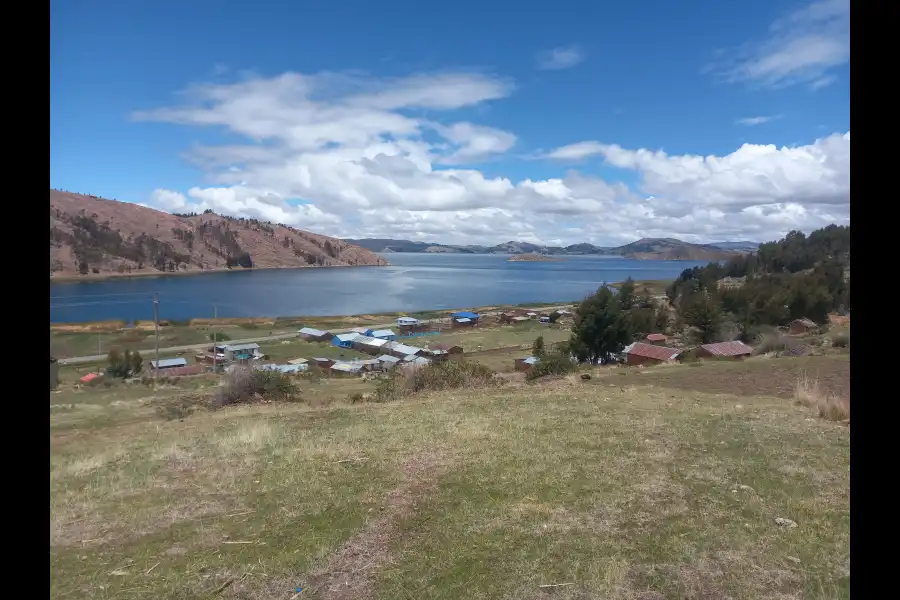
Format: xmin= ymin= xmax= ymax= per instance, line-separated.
xmin=49 ymin=254 xmax=707 ymax=323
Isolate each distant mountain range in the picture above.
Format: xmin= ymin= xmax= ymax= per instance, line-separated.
xmin=343 ymin=237 xmax=760 ymax=261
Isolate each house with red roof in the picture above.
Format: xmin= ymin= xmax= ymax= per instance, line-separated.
xmin=645 ymin=333 xmax=668 ymax=345
xmin=622 ymin=342 xmax=681 ymax=366
xmin=696 ymin=340 xmax=753 ymax=360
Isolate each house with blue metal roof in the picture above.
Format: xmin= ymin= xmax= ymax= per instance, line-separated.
xmin=332 ymin=333 xmax=360 ymax=348
xmin=451 ymin=311 xmax=480 ymax=327
xmin=371 ymin=329 xmax=396 ymax=341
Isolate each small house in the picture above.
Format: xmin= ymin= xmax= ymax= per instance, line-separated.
xmin=789 ymin=318 xmax=818 ymax=335
xmin=385 ymin=342 xmax=425 ymax=359
xmin=539 ymin=316 xmax=551 ymax=324
xmin=526 ymin=312 xmax=538 ymax=318
xmin=349 ymin=327 xmax=373 ymax=336
xmin=371 ymin=329 xmax=397 ymax=341
xmin=377 ymin=354 xmax=401 ymax=369
xmin=451 ymin=311 xmax=480 ymax=327
xmin=514 ymin=356 xmax=540 ymax=372
xmin=331 ymin=362 xmax=363 ymax=376
xmin=157 ymin=365 xmax=206 ymax=377
xmin=696 ymin=341 xmax=753 ymax=360
xmin=150 ymin=357 xmax=189 ymax=371
xmin=50 ymin=356 xmax=59 ymax=390
xmin=401 ymin=356 xmax=431 ymax=371
xmin=222 ymin=343 xmax=261 ymax=362
xmin=310 ymin=357 xmax=334 ymax=369
xmin=298 ymin=327 xmax=331 ymax=341
xmin=287 ymin=357 xmax=309 ymax=365
xmin=257 ymin=363 xmax=307 ymax=374
xmin=332 ymin=333 xmax=360 ymax=349
xmin=352 ymin=335 xmax=389 ymax=354
xmin=623 ymin=342 xmax=681 ymax=366
xmin=397 ymin=316 xmax=420 ymax=330
xmin=645 ymin=333 xmax=668 ymax=345
xmin=429 ymin=343 xmax=463 ymax=360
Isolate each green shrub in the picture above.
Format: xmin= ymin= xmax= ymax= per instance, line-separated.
xmin=209 ymin=332 xmax=231 ymax=342
xmin=755 ymin=333 xmax=798 ymax=354
xmin=525 ymin=351 xmax=577 ymax=381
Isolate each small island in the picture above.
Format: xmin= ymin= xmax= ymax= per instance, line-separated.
xmin=507 ymin=253 xmax=564 ymax=262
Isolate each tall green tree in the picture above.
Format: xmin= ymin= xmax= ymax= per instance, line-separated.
xmin=531 ymin=335 xmax=545 ymax=357
xmin=570 ymin=285 xmax=632 ymax=364
xmin=682 ymin=291 xmax=722 ymax=344
xmin=617 ymin=277 xmax=636 ymax=310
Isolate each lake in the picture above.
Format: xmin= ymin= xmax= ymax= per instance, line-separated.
xmin=49 ymin=254 xmax=708 ymax=323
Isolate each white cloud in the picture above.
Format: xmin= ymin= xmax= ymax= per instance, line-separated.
xmin=536 ymin=46 xmax=585 ymax=71
xmin=543 ymin=141 xmax=606 ymax=161
xmin=136 ymin=70 xmax=849 ymax=247
xmin=707 ymin=0 xmax=849 ymax=89
xmin=736 ymin=115 xmax=779 ymax=126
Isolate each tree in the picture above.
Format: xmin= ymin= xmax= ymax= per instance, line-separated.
xmin=78 ymin=260 xmax=89 ymax=275
xmin=106 ymin=348 xmax=143 ymax=378
xmin=618 ymin=277 xmax=636 ymax=310
xmin=130 ymin=351 xmax=143 ymax=375
xmin=570 ymin=285 xmax=632 ymax=364
xmin=682 ymin=291 xmax=722 ymax=343
xmin=532 ymin=335 xmax=545 ymax=357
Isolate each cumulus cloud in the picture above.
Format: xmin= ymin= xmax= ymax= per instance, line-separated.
xmin=707 ymin=0 xmax=849 ymax=89
xmin=536 ymin=46 xmax=585 ymax=71
xmin=136 ymin=68 xmax=849 ymax=247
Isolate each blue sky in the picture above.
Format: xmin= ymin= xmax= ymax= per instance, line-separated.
xmin=50 ymin=0 xmax=850 ymax=246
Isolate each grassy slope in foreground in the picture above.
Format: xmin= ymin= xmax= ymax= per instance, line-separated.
xmin=50 ymin=357 xmax=849 ymax=600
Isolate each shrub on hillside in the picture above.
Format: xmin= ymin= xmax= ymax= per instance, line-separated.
xmin=214 ymin=366 xmax=298 ymax=408
xmin=155 ymin=394 xmax=210 ymax=421
xmin=209 ymin=332 xmax=231 ymax=342
xmin=525 ymin=351 xmax=577 ymax=381
xmin=373 ymin=360 xmax=499 ymax=402
xmin=831 ymin=332 xmax=849 ymax=348
xmin=794 ymin=372 xmax=849 ymax=423
xmin=755 ymin=333 xmax=798 ymax=355
xmin=105 ymin=349 xmax=143 ymax=378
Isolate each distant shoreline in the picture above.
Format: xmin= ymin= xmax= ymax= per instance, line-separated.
xmin=49 ymin=262 xmax=389 ymax=284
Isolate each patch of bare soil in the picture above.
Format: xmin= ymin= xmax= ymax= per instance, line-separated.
xmin=301 ymin=451 xmax=451 ymax=600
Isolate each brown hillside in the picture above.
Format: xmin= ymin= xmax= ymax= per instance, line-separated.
xmin=49 ymin=190 xmax=389 ymax=277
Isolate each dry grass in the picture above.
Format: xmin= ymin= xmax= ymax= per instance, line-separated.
xmin=794 ymin=372 xmax=850 ymax=423
xmin=50 ymin=355 xmax=850 ymax=600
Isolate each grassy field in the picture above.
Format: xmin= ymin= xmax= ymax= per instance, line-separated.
xmin=50 ymin=353 xmax=849 ymax=600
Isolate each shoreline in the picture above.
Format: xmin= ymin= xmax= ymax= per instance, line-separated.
xmin=49 ymin=262 xmax=389 ymax=284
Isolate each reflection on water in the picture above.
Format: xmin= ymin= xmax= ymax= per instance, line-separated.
xmin=49 ymin=253 xmax=708 ymax=323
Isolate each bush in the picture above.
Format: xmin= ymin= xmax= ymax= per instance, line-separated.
xmin=525 ymin=351 xmax=577 ymax=381
xmin=794 ymin=372 xmax=849 ymax=422
xmin=532 ymin=335 xmax=545 ymax=357
xmin=831 ymin=332 xmax=849 ymax=348
xmin=209 ymin=332 xmax=231 ymax=342
xmin=214 ymin=366 xmax=299 ymax=408
xmin=155 ymin=395 xmax=210 ymax=421
xmin=373 ymin=360 xmax=499 ymax=402
xmin=755 ymin=333 xmax=798 ymax=355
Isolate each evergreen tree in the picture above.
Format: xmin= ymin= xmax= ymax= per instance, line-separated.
xmin=570 ymin=285 xmax=632 ymax=364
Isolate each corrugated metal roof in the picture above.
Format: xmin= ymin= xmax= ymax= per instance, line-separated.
xmin=700 ymin=341 xmax=753 ymax=357
xmin=371 ymin=329 xmax=396 ymax=338
xmin=287 ymin=357 xmax=309 ymax=365
xmin=451 ymin=311 xmax=480 ymax=319
xmin=455 ymin=318 xmax=472 ymax=323
xmin=151 ymin=358 xmax=188 ymax=368
xmin=349 ymin=327 xmax=372 ymax=334
xmin=405 ymin=356 xmax=430 ymax=365
xmin=397 ymin=317 xmax=419 ymax=324
xmin=224 ymin=343 xmax=260 ymax=352
xmin=334 ymin=333 xmax=360 ymax=342
xmin=377 ymin=354 xmax=400 ymax=363
xmin=388 ymin=343 xmax=422 ymax=356
xmin=512 ymin=316 xmax=530 ymax=322
xmin=299 ymin=327 xmax=328 ymax=336
xmin=521 ymin=356 xmax=539 ymax=365
xmin=792 ymin=318 xmax=818 ymax=328
xmin=625 ymin=342 xmax=681 ymax=361
xmin=258 ymin=363 xmax=307 ymax=373
xmin=331 ymin=362 xmax=362 ymax=372
xmin=355 ymin=336 xmax=388 ymax=347
xmin=646 ymin=333 xmax=667 ymax=342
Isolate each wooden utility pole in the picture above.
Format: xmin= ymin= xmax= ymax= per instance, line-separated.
xmin=153 ymin=293 xmax=160 ymax=382
xmin=212 ymin=304 xmax=218 ymax=372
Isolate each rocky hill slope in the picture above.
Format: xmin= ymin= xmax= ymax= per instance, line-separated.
xmin=50 ymin=191 xmax=388 ymax=277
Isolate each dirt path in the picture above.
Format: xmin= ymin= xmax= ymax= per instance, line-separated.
xmin=302 ymin=451 xmax=452 ymax=600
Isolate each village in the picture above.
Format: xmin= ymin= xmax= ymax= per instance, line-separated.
xmin=50 ymin=302 xmax=848 ymax=393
